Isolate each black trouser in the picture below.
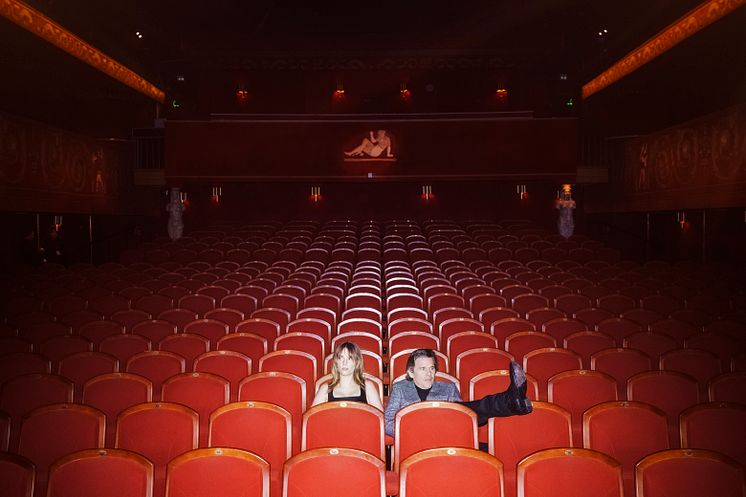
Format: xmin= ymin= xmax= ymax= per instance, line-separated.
xmin=459 ymin=390 xmax=514 ymax=426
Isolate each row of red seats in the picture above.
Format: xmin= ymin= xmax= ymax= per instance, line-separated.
xmin=7 ymin=445 xmax=742 ymax=497
xmin=3 ymin=360 xmax=745 ymax=454
xmin=1 ymin=397 xmax=744 ymax=497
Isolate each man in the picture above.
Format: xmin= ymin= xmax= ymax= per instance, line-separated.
xmin=384 ymin=348 xmax=532 ymax=437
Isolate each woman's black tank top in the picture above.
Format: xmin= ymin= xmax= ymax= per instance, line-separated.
xmin=328 ymin=385 xmax=367 ymax=403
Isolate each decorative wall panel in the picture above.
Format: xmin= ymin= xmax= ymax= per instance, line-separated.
xmin=593 ymin=104 xmax=746 ymax=212
xmin=0 ymin=112 xmax=126 ymax=212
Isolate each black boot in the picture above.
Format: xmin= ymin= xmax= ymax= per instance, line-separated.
xmin=507 ymin=361 xmax=532 ymax=415
xmin=459 ymin=361 xmax=532 ymax=425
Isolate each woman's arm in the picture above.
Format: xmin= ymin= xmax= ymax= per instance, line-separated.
xmin=365 ymin=380 xmax=383 ymax=410
xmin=311 ymin=383 xmax=329 ymax=407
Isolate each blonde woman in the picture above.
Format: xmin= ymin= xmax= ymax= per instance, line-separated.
xmin=312 ymin=341 xmax=383 ymax=410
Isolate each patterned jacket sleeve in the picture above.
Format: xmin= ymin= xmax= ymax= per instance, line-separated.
xmin=446 ymin=382 xmax=463 ymax=402
xmin=384 ymin=381 xmax=407 ymax=437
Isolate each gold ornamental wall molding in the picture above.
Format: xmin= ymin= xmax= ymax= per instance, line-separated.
xmin=582 ymin=0 xmax=746 ymax=99
xmin=0 ymin=0 xmax=165 ymax=103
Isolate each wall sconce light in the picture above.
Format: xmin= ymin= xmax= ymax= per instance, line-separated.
xmin=677 ymin=211 xmax=686 ymax=229
xmin=53 ymin=215 xmax=63 ymax=231
xmin=421 ymin=185 xmax=433 ymax=200
xmin=310 ymin=186 xmax=322 ymax=202
xmin=236 ymin=87 xmax=249 ymax=105
xmin=517 ymin=184 xmax=527 ymax=200
xmin=495 ymin=88 xmax=509 ymax=102
xmin=400 ymin=82 xmax=411 ymax=100
xmin=180 ymin=191 xmax=188 ymax=203
xmin=211 ymin=187 xmax=222 ymax=203
xmin=334 ymin=82 xmax=345 ymax=99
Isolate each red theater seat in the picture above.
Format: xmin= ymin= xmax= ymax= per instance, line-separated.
xmin=82 ymin=372 xmax=152 ymax=446
xmin=302 ymin=401 xmax=385 ymax=459
xmin=680 ymin=402 xmax=746 ymax=468
xmin=517 ymin=448 xmax=623 ymax=497
xmin=115 ymin=402 xmax=198 ymax=497
xmin=548 ymin=369 xmax=618 ymax=446
xmin=217 ymin=332 xmax=268 ymax=367
xmin=0 ymin=451 xmax=35 ymax=497
xmin=58 ymin=351 xmax=119 ymax=401
xmin=283 ymin=448 xmax=385 ymax=497
xmin=708 ymin=372 xmax=746 ymax=404
xmin=209 ymin=401 xmax=290 ymax=497
xmin=627 ymin=370 xmax=700 ymax=447
xmin=165 ymin=447 xmax=270 ymax=497
xmin=194 ymin=350 xmax=252 ymax=399
xmin=583 ymin=400 xmax=670 ymax=496
xmin=18 ymin=403 xmax=105 ymax=497
xmin=591 ymin=347 xmax=652 ymax=398
xmin=238 ymin=372 xmax=306 ymax=454
xmin=47 ymin=448 xmax=153 ymax=497
xmin=489 ymin=402 xmax=572 ymax=497
xmin=523 ymin=348 xmax=582 ymax=401
xmin=399 ymin=447 xmax=504 ymax=497
xmin=126 ymin=351 xmax=185 ymax=401
xmin=162 ymin=372 xmax=230 ymax=447
xmin=394 ymin=401 xmax=478 ymax=472
xmin=635 ymin=449 xmax=746 ymax=497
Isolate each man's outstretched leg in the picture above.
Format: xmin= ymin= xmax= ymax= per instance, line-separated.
xmin=460 ymin=361 xmax=533 ymax=426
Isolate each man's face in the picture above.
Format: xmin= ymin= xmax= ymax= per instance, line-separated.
xmin=410 ymin=356 xmax=436 ymax=389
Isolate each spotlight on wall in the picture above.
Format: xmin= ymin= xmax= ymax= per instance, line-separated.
xmin=517 ymin=184 xmax=528 ymax=200
xmin=53 ymin=215 xmax=63 ymax=231
xmin=421 ymin=185 xmax=433 ymax=200
xmin=211 ymin=187 xmax=222 ymax=204
xmin=310 ymin=186 xmax=322 ymax=203
xmin=180 ymin=191 xmax=188 ymax=204
xmin=677 ymin=211 xmax=687 ymax=229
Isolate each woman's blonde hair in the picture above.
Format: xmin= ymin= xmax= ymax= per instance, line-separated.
xmin=329 ymin=341 xmax=365 ymax=390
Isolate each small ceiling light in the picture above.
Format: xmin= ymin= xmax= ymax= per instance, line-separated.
xmin=176 ymin=75 xmax=185 ymax=82
xmin=677 ymin=211 xmax=687 ymax=229
xmin=135 ymin=31 xmax=143 ymax=39
xmin=559 ymin=74 xmax=568 ymax=81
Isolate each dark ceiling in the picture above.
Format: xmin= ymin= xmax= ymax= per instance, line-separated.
xmin=17 ymin=0 xmax=706 ymax=78
xmin=1 ymin=0 xmax=743 ymax=137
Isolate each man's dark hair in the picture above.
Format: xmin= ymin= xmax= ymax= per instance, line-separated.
xmin=405 ymin=348 xmax=438 ymax=381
